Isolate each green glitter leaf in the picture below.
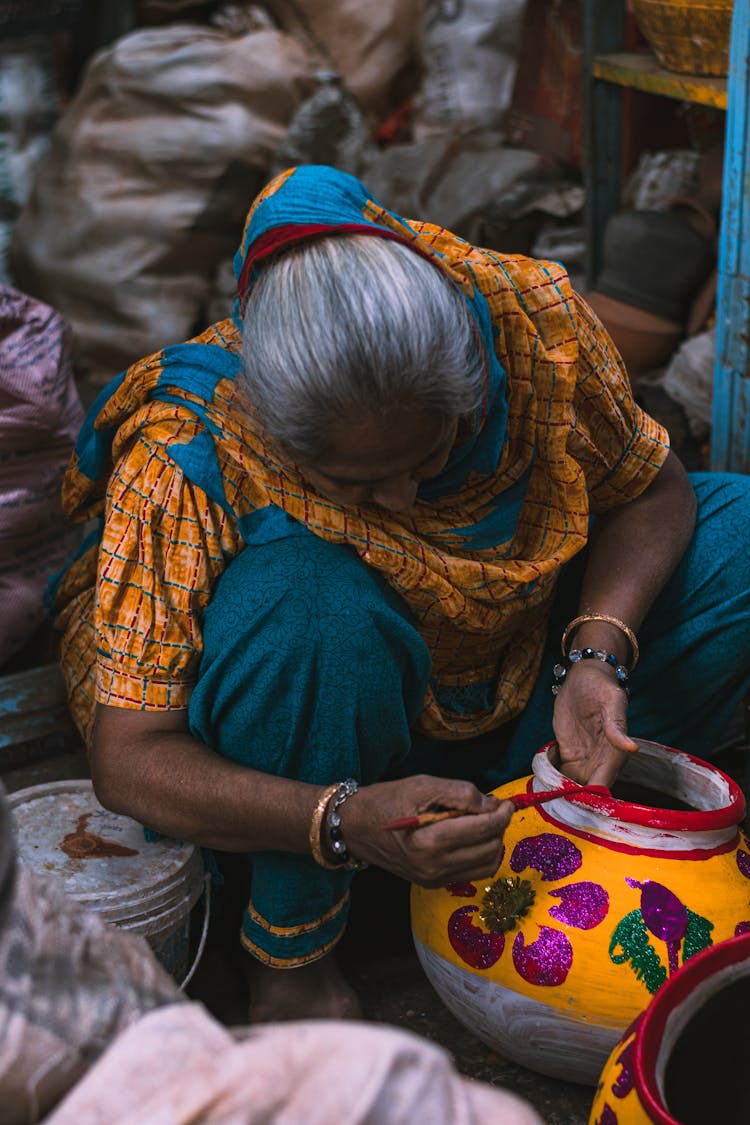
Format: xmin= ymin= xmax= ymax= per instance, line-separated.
xmin=682 ymin=908 xmax=714 ymax=962
xmin=609 ymin=909 xmax=667 ymax=995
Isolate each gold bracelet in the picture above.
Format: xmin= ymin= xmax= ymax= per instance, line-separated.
xmin=561 ymin=613 xmax=640 ymax=670
xmin=308 ymin=783 xmax=341 ymax=870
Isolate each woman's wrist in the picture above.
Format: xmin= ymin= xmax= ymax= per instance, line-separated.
xmin=554 ymin=612 xmax=637 ymax=700
xmin=569 ymin=622 xmax=631 ymax=665
xmin=308 ymin=783 xmax=341 ymax=869
xmin=562 ymin=613 xmax=639 ymax=669
xmin=309 ymin=779 xmax=368 ymax=872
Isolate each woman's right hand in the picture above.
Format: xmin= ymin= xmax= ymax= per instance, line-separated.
xmin=93 ymin=705 xmax=511 ymax=881
xmin=338 ymin=774 xmax=512 ymax=887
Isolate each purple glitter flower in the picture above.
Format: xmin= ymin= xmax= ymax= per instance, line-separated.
xmin=620 ymin=877 xmax=692 ymax=976
xmin=512 ymin=925 xmax=573 ymax=986
xmin=611 ymin=1036 xmax=635 ymax=1099
xmin=735 ymin=921 xmax=750 ymax=935
xmin=548 ymin=881 xmax=610 ymax=929
xmin=736 ymin=849 xmax=750 ymax=879
xmin=510 ymin=832 xmax=582 ymax=881
xmin=594 ymin=1106 xmax=619 ymax=1125
xmin=626 ymin=880 xmax=687 ymax=942
xmin=626 ymin=878 xmax=688 ymax=976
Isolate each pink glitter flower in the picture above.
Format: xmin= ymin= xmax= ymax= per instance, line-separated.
xmin=448 ymin=905 xmax=505 ymax=969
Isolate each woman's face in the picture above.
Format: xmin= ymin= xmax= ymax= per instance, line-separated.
xmin=299 ymin=408 xmax=458 ymax=511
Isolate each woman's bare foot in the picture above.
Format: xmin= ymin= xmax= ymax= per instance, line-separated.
xmin=245 ymin=952 xmax=363 ymax=1023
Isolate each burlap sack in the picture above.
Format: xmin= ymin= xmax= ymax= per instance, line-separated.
xmin=260 ymin=0 xmax=422 ymax=127
xmin=0 ymin=285 xmax=83 ymax=666
xmin=10 ymin=21 xmax=312 ymax=384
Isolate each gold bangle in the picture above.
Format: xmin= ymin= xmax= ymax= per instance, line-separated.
xmin=308 ymin=783 xmax=341 ymax=870
xmin=561 ymin=613 xmax=640 ymax=670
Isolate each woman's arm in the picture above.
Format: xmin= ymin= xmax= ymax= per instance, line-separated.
xmin=93 ymin=704 xmax=322 ymax=853
xmin=92 ymin=703 xmax=511 ymax=886
xmin=553 ymin=449 xmax=697 ymax=786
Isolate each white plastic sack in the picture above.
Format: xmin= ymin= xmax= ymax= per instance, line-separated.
xmin=662 ymin=326 xmax=715 ymax=440
xmin=0 ymin=863 xmax=180 ymax=1125
xmin=415 ymin=0 xmax=527 ymax=137
xmin=623 ymin=149 xmax=702 ymax=213
xmin=360 ymin=130 xmax=543 ymax=245
xmin=10 ymin=23 xmax=312 ymax=384
xmin=0 ymin=35 xmax=61 ymax=284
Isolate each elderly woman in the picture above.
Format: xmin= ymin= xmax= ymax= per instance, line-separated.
xmin=51 ymin=165 xmax=750 ymax=1021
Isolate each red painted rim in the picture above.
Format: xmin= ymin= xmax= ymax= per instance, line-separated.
xmin=534 ymin=801 xmax=740 ymax=858
xmin=533 ymin=742 xmax=746 ymax=831
xmin=634 ymin=931 xmax=750 ymax=1124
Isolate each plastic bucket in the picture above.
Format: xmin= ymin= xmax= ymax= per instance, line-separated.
xmin=7 ymin=779 xmax=207 ymax=984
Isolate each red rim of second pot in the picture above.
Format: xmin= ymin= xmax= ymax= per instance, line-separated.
xmin=633 ymin=930 xmax=750 ymax=1125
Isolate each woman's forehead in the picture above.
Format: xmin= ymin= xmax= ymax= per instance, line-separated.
xmin=312 ymin=410 xmax=455 ymax=481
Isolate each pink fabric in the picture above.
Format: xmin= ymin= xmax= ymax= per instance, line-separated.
xmin=0 ymin=285 xmax=83 ymax=665
xmin=46 ymin=1004 xmax=543 ymax=1125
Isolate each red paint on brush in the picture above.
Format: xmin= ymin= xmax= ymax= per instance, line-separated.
xmin=380 ymin=784 xmax=611 ymax=831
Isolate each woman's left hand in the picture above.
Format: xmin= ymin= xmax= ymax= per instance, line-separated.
xmin=552 ymin=661 xmax=638 ymax=787
xmin=551 ymin=450 xmax=697 ymax=787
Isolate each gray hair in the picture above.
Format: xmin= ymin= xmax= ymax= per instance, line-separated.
xmin=240 ymin=233 xmax=486 ymax=461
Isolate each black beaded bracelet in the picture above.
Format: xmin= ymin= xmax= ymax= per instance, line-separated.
xmin=326 ymin=779 xmax=368 ymax=872
xmin=552 ymin=647 xmax=631 ymax=697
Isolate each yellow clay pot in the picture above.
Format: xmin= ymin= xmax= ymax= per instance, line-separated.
xmin=411 ymin=739 xmax=750 ymax=1084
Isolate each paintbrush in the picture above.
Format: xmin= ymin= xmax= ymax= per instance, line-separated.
xmin=379 ymin=783 xmax=611 ymax=831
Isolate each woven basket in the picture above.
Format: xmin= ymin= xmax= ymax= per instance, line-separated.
xmin=631 ymin=0 xmax=733 ymax=77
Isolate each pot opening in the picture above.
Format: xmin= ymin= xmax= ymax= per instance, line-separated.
xmin=615 ymin=741 xmax=734 ymax=814
xmin=536 ymin=739 xmax=745 ymax=836
xmin=663 ymin=974 xmax=750 ymax=1124
xmin=608 ymin=778 xmax=697 ymax=812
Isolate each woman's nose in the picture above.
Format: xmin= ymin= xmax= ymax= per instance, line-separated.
xmin=371 ymin=475 xmax=419 ymax=511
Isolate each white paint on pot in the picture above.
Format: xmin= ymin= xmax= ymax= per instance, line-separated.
xmin=413 ymin=935 xmax=622 ymax=1085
